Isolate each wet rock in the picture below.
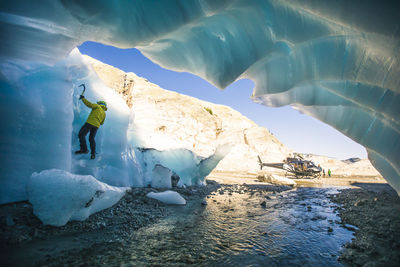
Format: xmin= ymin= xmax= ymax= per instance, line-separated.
xmin=330 ymin=186 xmax=400 ymax=266
xmin=6 ymin=215 xmax=15 ymax=226
xmin=0 ymin=182 xmax=331 ymax=265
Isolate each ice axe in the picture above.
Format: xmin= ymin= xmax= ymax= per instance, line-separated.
xmin=79 ymin=84 xmax=86 ymax=97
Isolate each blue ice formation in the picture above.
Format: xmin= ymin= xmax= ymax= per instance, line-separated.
xmin=134 ymin=144 xmax=231 ymax=188
xmin=0 ymin=49 xmax=229 ymax=204
xmin=146 ymin=191 xmax=186 ymax=205
xmin=28 ymin=169 xmax=128 ymax=226
xmin=0 ymin=0 xmax=399 ymax=199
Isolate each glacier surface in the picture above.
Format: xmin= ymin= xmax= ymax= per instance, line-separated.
xmin=0 ymin=0 xmax=400 ymax=198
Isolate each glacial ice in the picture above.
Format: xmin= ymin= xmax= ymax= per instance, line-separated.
xmin=0 ymin=49 xmax=229 ymax=204
xmin=146 ymin=191 xmax=186 ymax=205
xmin=132 ymin=144 xmax=232 ymax=188
xmin=28 ymin=169 xmax=128 ymax=226
xmin=0 ymin=0 xmax=400 ymax=197
xmin=151 ymin=164 xmax=173 ymax=189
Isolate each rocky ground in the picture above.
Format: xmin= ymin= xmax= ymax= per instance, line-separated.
xmin=1 ymin=177 xmax=399 ymax=266
xmin=330 ymin=184 xmax=400 ymax=267
xmin=0 ymin=181 xmax=222 ymax=266
xmin=207 ymin=170 xmax=386 ymax=188
xmin=213 ymin=172 xmax=400 ymax=266
xmin=0 ymin=180 xmax=292 ymax=266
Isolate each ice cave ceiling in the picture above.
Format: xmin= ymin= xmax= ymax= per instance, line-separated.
xmin=0 ymin=0 xmax=399 ymax=197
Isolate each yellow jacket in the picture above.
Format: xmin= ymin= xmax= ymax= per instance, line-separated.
xmin=82 ymin=98 xmax=106 ymax=128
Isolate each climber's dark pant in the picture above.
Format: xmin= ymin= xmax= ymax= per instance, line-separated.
xmin=78 ymin=123 xmax=98 ymax=155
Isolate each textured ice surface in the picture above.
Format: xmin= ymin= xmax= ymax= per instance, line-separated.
xmin=0 ymin=49 xmax=133 ymax=203
xmin=28 ymin=169 xmax=128 ymax=226
xmin=132 ymin=144 xmax=231 ymax=187
xmin=0 ymin=49 xmax=228 ymax=204
xmin=0 ymin=0 xmax=400 ymax=194
xmin=151 ymin=164 xmax=173 ymax=189
xmin=0 ymin=60 xmax=74 ymax=203
xmin=146 ymin=191 xmax=186 ymax=205
xmin=71 ymin=52 xmax=132 ymax=188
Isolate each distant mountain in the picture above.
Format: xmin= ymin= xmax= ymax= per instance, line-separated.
xmin=83 ymin=55 xmax=292 ymax=172
xmin=82 ymin=54 xmax=381 ymax=178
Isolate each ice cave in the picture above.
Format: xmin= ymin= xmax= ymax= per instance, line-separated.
xmin=0 ymin=0 xmax=399 ymax=208
xmin=1 ymin=1 xmax=400 ymax=266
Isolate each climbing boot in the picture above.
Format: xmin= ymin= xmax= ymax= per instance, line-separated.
xmin=75 ymin=150 xmax=89 ymax=154
xmin=90 ymin=154 xmax=96 ymax=160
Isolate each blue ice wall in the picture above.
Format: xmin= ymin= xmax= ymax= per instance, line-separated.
xmin=0 ymin=62 xmax=73 ymax=203
xmin=69 ymin=52 xmax=133 ymax=188
xmin=0 ymin=50 xmax=132 ymax=203
xmin=0 ymin=0 xmax=400 ymax=195
xmin=0 ymin=49 xmax=227 ymax=203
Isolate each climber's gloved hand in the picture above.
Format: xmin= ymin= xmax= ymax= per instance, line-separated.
xmin=79 ymin=95 xmax=85 ymax=100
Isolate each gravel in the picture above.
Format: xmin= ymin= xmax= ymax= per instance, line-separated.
xmin=329 ymin=184 xmax=400 ymax=266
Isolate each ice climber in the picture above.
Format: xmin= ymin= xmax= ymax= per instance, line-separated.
xmin=75 ymin=95 xmax=107 ymax=159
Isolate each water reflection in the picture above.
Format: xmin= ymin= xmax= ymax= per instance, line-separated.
xmin=125 ymin=187 xmax=353 ymax=266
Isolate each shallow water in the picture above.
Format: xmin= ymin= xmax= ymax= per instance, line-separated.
xmin=121 ymin=187 xmax=353 ymax=266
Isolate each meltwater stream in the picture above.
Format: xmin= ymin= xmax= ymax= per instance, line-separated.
xmin=119 ymin=186 xmax=353 ymax=266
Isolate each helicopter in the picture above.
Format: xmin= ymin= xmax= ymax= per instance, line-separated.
xmin=257 ymin=153 xmax=322 ymax=178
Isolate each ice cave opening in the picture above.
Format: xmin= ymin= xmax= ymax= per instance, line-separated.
xmin=78 ymin=40 xmax=369 ymax=162
xmin=0 ymin=0 xmax=399 ymax=209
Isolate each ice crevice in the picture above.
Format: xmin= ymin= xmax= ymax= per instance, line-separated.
xmin=0 ymin=0 xmax=400 ymax=205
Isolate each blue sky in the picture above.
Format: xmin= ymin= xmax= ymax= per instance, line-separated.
xmin=78 ymin=41 xmax=367 ymax=160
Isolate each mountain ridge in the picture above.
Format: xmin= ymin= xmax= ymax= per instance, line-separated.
xmin=81 ymin=54 xmax=381 ymax=178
